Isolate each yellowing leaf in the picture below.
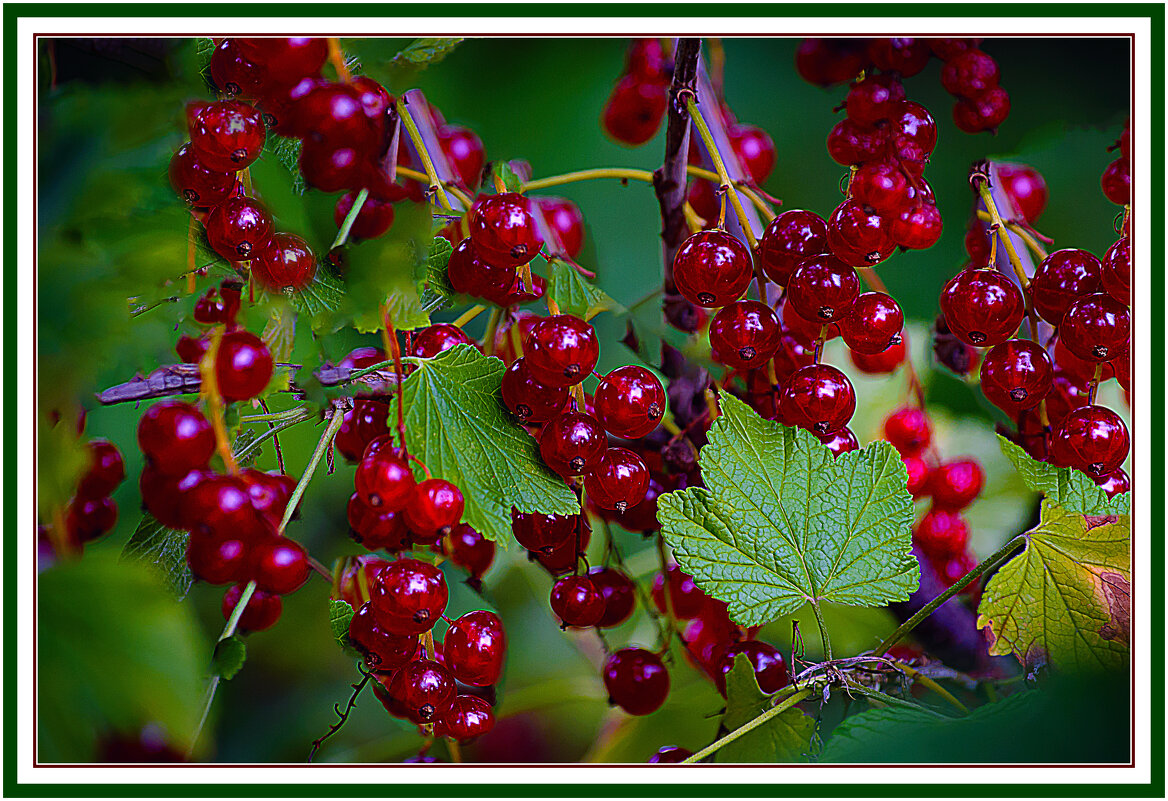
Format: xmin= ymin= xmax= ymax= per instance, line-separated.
xmin=976 ymin=501 xmax=1130 ymax=673
xmin=658 ymin=392 xmax=918 ymax=626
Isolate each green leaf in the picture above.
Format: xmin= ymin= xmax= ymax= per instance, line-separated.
xmin=997 ymin=435 xmax=1129 ymax=515
xmin=392 ymin=345 xmax=579 ymax=543
xmin=329 ymin=599 xmax=356 ymax=647
xmin=121 ymin=514 xmax=194 ymax=599
xmin=715 ymin=655 xmax=813 ymax=763
xmin=287 ymin=267 xmax=346 ymax=329
xmin=262 ymin=135 xmax=305 ymax=196
xmin=381 ymin=285 xmax=432 ymax=332
xmin=658 ymin=392 xmax=918 ymax=627
xmin=976 ymin=501 xmax=1130 ymax=673
xmin=547 ymin=258 xmax=622 ymax=321
xmin=421 ymin=236 xmax=455 ymax=310
xmin=393 ymin=37 xmax=465 ymax=66
xmin=487 ymin=161 xmax=523 ymax=193
xmin=212 ymin=636 xmax=247 ymax=681
xmin=261 ymin=303 xmax=297 ymax=364
xmin=38 ymin=556 xmax=205 ymax=761
xmin=232 ymin=428 xmax=261 ymax=467
xmin=341 ymin=200 xmax=432 ymax=331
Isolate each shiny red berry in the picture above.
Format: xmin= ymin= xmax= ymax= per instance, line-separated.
xmin=890 ymin=101 xmax=937 ymax=165
xmin=883 ymin=407 xmax=931 ymax=454
xmin=334 ymin=399 xmax=389 ymax=462
xmin=839 ymin=291 xmax=903 ymax=355
xmin=651 ymin=565 xmax=707 ymax=619
xmin=826 ymin=199 xmax=895 ymax=267
xmin=524 ymin=315 xmax=599 ymax=388
xmin=1060 ymin=293 xmax=1131 ymax=362
xmin=442 ymin=524 xmax=495 ymax=583
xmin=584 ymin=448 xmax=650 ymax=513
xmin=77 ymin=439 xmax=125 ymax=499
xmin=594 ymin=366 xmax=666 ymax=439
xmin=778 ymin=364 xmax=856 ymax=436
xmin=602 ymin=75 xmax=667 ymax=146
xmin=501 ymin=358 xmax=568 ymax=424
xmin=1050 ymin=405 xmax=1129 ymax=477
xmin=550 ymin=575 xmax=606 ymax=628
xmin=728 ymin=123 xmax=776 ymax=184
xmin=215 ymin=331 xmax=273 ymax=402
xmin=787 ymin=254 xmax=861 ymax=324
xmin=846 ymin=74 xmax=905 ymax=125
xmin=223 ymin=583 xmax=282 ymax=633
xmin=388 ymin=659 xmax=456 ymax=724
xmin=979 ymin=339 xmax=1054 ymax=414
xmin=903 ymin=455 xmax=931 ymax=498
xmin=1100 ymin=158 xmax=1130 ymax=206
xmin=929 ymin=460 xmax=984 ymax=510
xmin=850 ymin=162 xmax=910 ymax=215
xmin=914 ymin=509 xmax=969 ymax=558
xmin=137 ymin=401 xmax=215 ymax=475
xmin=672 ymin=230 xmax=754 ymax=308
xmin=250 ymin=537 xmax=309 ymax=595
xmin=715 ymin=640 xmax=789 ymax=695
xmin=996 ymin=163 xmax=1048 ymax=223
xmin=234 ymin=37 xmax=328 ymax=84
xmin=370 ymin=558 xmax=448 ymax=636
xmin=346 ymin=492 xmax=410 ymax=552
xmin=891 ymin=203 xmax=943 ymax=250
xmin=355 ymin=450 xmax=416 ymax=512
xmin=939 ymin=268 xmax=1026 ymax=347
xmin=709 ymin=300 xmax=782 ymax=369
xmin=1101 ymin=237 xmax=1131 ymax=306
xmin=588 ymin=567 xmax=636 ymax=628
xmin=940 ymin=50 xmax=1000 ymax=97
xmin=870 ymin=38 xmax=931 ymax=77
xmin=952 ymin=87 xmax=1010 ymax=133
xmin=411 ymin=323 xmax=472 ymax=358
xmin=404 ymin=479 xmax=465 ymax=539
xmin=187 ymin=530 xmax=249 ymax=585
xmin=209 ymin=39 xmax=268 ymax=99
xmin=443 ymin=609 xmax=506 ymax=686
xmin=536 ymin=197 xmax=586 ymax=259
xmin=446 ymin=237 xmax=515 ymax=299
xmin=826 ymin=118 xmax=887 ymax=166
xmin=511 ymin=510 xmax=577 ymax=554
xmin=439 ymin=695 xmax=495 ymax=741
xmin=348 ymin=602 xmax=419 ymax=670
xmin=539 ymin=412 xmax=606 ymax=477
xmin=603 ymin=647 xmax=670 ymax=716
xmin=1094 ymin=468 xmax=1130 ymax=498
xmin=468 ymin=193 xmax=543 ymax=270
xmin=251 ymin=233 xmax=316 ymax=292
xmin=795 ymin=38 xmax=869 ymax=87
xmin=818 ymin=427 xmax=860 ymax=457
xmin=438 ymin=124 xmax=486 ymax=189
xmin=648 ymin=746 xmax=693 ymax=764
xmin=169 ymin=143 xmax=236 ymax=207
xmin=850 ymin=337 xmax=906 ymax=374
xmin=188 ymin=100 xmax=266 ymax=173
xmin=204 ymin=196 xmax=273 ymax=262
xmin=756 ymin=209 xmax=828 ymax=285
xmin=1030 ymin=249 xmax=1103 ymax=324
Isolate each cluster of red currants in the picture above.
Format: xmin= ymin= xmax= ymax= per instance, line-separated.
xmin=336 ymin=556 xmax=503 ymax=742
xmin=1101 ymin=117 xmax=1131 ymax=207
xmin=60 ymin=437 xmax=126 ymax=551
xmin=796 ymin=37 xmax=1010 ymax=133
xmin=601 ymin=39 xmax=671 ymax=146
xmin=884 ymin=408 xmax=984 ymax=592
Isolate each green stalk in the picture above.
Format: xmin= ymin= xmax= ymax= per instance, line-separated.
xmin=682 ymin=688 xmax=813 ymax=764
xmin=329 ymin=188 xmax=369 ymax=251
xmin=277 ymin=407 xmax=347 ymax=535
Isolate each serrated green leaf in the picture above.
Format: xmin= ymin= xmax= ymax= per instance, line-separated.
xmin=382 ymin=285 xmax=432 ymax=331
xmin=330 ymin=599 xmax=356 ymax=647
xmin=715 ymin=656 xmax=813 ymax=763
xmin=421 ymin=236 xmax=455 ymax=309
xmin=121 ymin=514 xmax=194 ymax=599
xmin=998 ymin=435 xmax=1129 ymax=515
xmin=232 ymin=428 xmax=261 ymax=467
xmin=287 ymin=267 xmax=346 ymax=328
xmin=262 ymin=135 xmax=305 ymax=195
xmin=487 ymin=161 xmax=523 ymax=193
xmin=212 ymin=636 xmax=247 ymax=681
xmin=391 ymin=345 xmax=579 ymax=543
xmin=976 ymin=501 xmax=1129 ymax=673
xmin=658 ymin=393 xmax=918 ymax=627
xmin=261 ymin=303 xmax=297 ymax=363
xmin=548 ymin=258 xmax=623 ymax=321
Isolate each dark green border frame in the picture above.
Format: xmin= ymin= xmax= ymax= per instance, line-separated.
xmin=9 ymin=3 xmax=1164 ymax=797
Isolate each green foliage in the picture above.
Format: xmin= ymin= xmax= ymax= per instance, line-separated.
xmin=393 ymin=37 xmax=465 ymax=67
xmin=547 ymin=258 xmax=623 ymax=321
xmin=488 ymin=161 xmax=523 ymax=193
xmin=658 ymin=393 xmax=919 ymax=626
xmin=391 ymin=345 xmax=580 ymax=542
xmin=286 ymin=268 xmax=347 ymax=330
xmin=998 ymin=435 xmax=1130 ymax=515
xmin=715 ymin=656 xmax=813 ymax=763
xmin=121 ymin=513 xmax=194 ymax=599
xmin=36 ymin=412 xmax=90 ymax=520
xmin=341 ymin=199 xmax=433 ymax=332
xmin=329 ymin=600 xmax=356 ymax=648
xmin=976 ymin=501 xmax=1130 ymax=673
xmin=421 ymin=236 xmax=455 ymax=309
xmin=263 ymin=135 xmax=305 ymax=195
xmin=212 ymin=636 xmax=247 ymax=681
xmin=38 ymin=556 xmax=205 ymax=761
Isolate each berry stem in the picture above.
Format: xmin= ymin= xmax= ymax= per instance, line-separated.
xmin=234 ymin=407 xmax=314 ymax=463
xmin=198 ymin=325 xmax=240 ymax=475
xmin=685 ymin=98 xmax=758 ymax=251
xmin=681 ymin=687 xmax=814 ymax=763
xmin=187 ymin=579 xmax=257 ymax=758
xmin=277 ymin=404 xmax=347 ymax=535
xmin=1088 ymin=362 xmax=1103 ymax=405
xmin=239 ymin=405 xmax=312 ymax=424
xmin=399 ymin=100 xmax=454 ymax=212
xmin=326 ymin=38 xmax=352 ymax=83
xmin=330 ymin=187 xmax=369 ymax=251
xmin=975 ymin=210 xmax=1049 ymax=261
xmin=974 ymin=175 xmax=1042 ymax=341
xmin=452 ymin=304 xmax=487 ymax=329
xmin=810 ymin=600 xmax=833 ymax=661
xmin=482 ymin=307 xmax=504 ymax=356
xmin=380 ymin=309 xmax=409 ymax=457
xmin=308 ymin=556 xmax=333 ymax=582
xmin=874 ymin=534 xmax=1026 ymax=657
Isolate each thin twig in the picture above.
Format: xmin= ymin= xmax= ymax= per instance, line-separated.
xmin=307 ymin=667 xmax=373 ymax=762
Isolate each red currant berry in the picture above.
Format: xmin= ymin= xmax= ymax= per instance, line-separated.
xmin=672 ymin=230 xmax=754 ymax=308
xmin=728 ymin=123 xmax=776 ymax=184
xmin=846 ymin=74 xmax=906 ymax=125
xmin=188 ymin=100 xmax=266 ymax=172
xmin=137 ymin=401 xmax=215 ymax=476
xmin=996 ymin=163 xmax=1048 ymax=223
xmin=602 ymin=75 xmax=667 ymax=146
xmin=928 ymin=38 xmax=983 ymax=59
xmin=468 ymin=193 xmax=543 ymax=270
xmin=235 ymin=37 xmax=328 ymax=83
xmin=187 ymin=530 xmax=249 ymax=585
xmin=204 ymin=196 xmax=273 ymax=262
xmin=550 ymin=575 xmax=606 ymax=628
xmin=222 ymin=583 xmax=282 ymax=633
xmin=940 ymin=50 xmax=1000 ymax=97
xmin=883 ymin=407 xmax=931 ymax=455
xmin=914 ymin=509 xmax=970 ymax=558
xmin=347 ymin=493 xmax=410 ymax=552
xmin=756 ymin=210 xmax=828 ymax=285
xmin=795 ymin=38 xmax=869 ymax=87
xmin=501 ymin=358 xmax=568 ymax=424
xmin=980 ymin=339 xmax=1054 ymax=414
xmin=952 ymin=87 xmax=1010 ymax=133
xmin=169 ymin=143 xmax=236 ymax=207
xmin=850 ymin=162 xmax=910 ymax=215
xmin=826 ymin=199 xmax=895 ymax=267
xmin=446 ymin=237 xmax=515 ymax=299
xmin=651 ymin=565 xmax=707 ymax=619
xmin=442 ymin=524 xmax=495 ymax=584
xmin=594 ymin=366 xmax=667 ymax=439
xmin=818 ymin=427 xmax=860 ymax=457
xmin=850 ymin=337 xmax=906 ymax=374
xmin=1050 ymin=405 xmax=1129 ymax=477
xmin=215 ymin=331 xmax=273 ymax=402
xmin=1060 ymin=293 xmax=1131 ymax=362
xmin=531 ymin=522 xmax=590 ymax=576
xmin=869 ymin=38 xmax=931 ymax=77
xmin=355 ymin=450 xmax=416 ymax=512
xmin=1030 ymin=249 xmax=1103 ymax=324
xmin=839 ymin=291 xmax=903 ymax=355
xmin=334 ymin=399 xmax=390 ymax=462
xmin=66 ymin=496 xmax=117 ymax=542
xmin=603 ymin=647 xmax=671 ymax=716
xmin=648 ymin=746 xmax=693 ymax=764
xmin=787 ymin=254 xmax=861 ymax=324
xmin=404 ymin=479 xmax=465 ymax=540
xmin=444 ymin=610 xmax=506 ymax=686
xmin=715 ymin=640 xmax=789 ymax=695
xmin=890 ymin=100 xmax=937 ymax=165
xmin=77 ymin=439 xmax=125 ymax=498
xmin=709 ymin=300 xmax=782 ymax=369
xmin=411 ymin=324 xmax=472 ymax=359
xmin=588 ymin=567 xmax=637 ymax=628
xmin=250 ymin=537 xmax=309 ymax=595
xmin=929 ymin=460 xmax=984 ymax=510
xmin=891 ymin=203 xmax=943 ymax=250
xmin=524 ymin=315 xmax=599 ymax=388
xmin=903 ymin=455 xmax=931 ymax=498
xmin=826 ymin=118 xmax=887 ymax=167
xmin=535 ymin=197 xmax=586 ymax=259
xmin=241 ymin=469 xmax=295 ymax=526
xmin=294 ymin=82 xmax=379 ymax=149
xmin=251 ymin=233 xmax=316 ymax=292
xmin=388 ymin=659 xmax=456 ymax=724
xmin=1053 ymin=337 xmax=1116 ymax=390
xmin=511 ymin=511 xmax=577 ymax=554
xmin=584 ymin=448 xmax=650 ymax=513
xmin=939 ymin=268 xmax=1026 ymax=347
xmin=1094 ymin=468 xmax=1130 ymax=498
xmin=1101 ymin=237 xmax=1131 ymax=306
xmin=334 ymin=191 xmax=395 ymax=240
xmin=439 ymin=695 xmax=495 ymax=741
xmin=348 ymin=602 xmax=419 ymax=670
xmin=539 ymin=412 xmax=607 ymax=477
xmin=370 ymin=558 xmax=448 ymax=635
xmin=778 ymin=364 xmax=856 ymax=435
xmin=209 ymin=39 xmax=268 ymax=99
xmin=1100 ymin=158 xmax=1130 ymax=205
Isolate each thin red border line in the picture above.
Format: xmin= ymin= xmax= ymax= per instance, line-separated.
xmin=29 ymin=31 xmax=1139 ymax=772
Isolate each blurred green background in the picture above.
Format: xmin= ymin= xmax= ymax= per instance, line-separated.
xmin=36 ymin=36 xmax=1130 ymax=763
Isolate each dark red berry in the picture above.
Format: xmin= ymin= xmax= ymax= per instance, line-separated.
xmin=241 ymin=469 xmax=295 ymax=526
xmin=839 ymin=292 xmax=903 ymax=355
xmin=648 ymin=746 xmax=693 ymax=764
xmin=891 ymin=203 xmax=943 ymax=250
xmin=846 ymin=74 xmax=905 ymax=125
xmin=890 ymin=101 xmax=937 ymax=165
xmin=588 ymin=567 xmax=636 ymax=628
xmin=929 ymin=460 xmax=984 ymax=510
xmin=1060 ymin=293 xmax=1131 ymax=362
xmin=869 ymin=38 xmax=931 ymax=78
xmin=439 ymin=695 xmax=495 ymax=741
xmin=250 ymin=537 xmax=309 ymax=595
xmin=539 ymin=412 xmax=607 ymax=477
xmin=997 ymin=163 xmax=1048 ymax=223
xmin=1030 ymin=249 xmax=1103 ymax=324
xmin=468 ymin=193 xmax=543 ymax=270
xmin=222 ymin=583 xmax=282 ymax=633
xmin=795 ymin=38 xmax=869 ymax=87
xmin=914 ymin=509 xmax=969 ymax=558
xmin=1094 ymin=468 xmax=1130 ymax=498
xmin=928 ymin=38 xmax=982 ymax=59
xmin=138 ymin=467 xmax=208 ymax=530
xmin=347 ymin=492 xmax=410 ymax=552
xmin=438 ymin=125 xmax=486 ymax=190
xmin=826 ymin=199 xmax=895 ymax=267
xmin=447 ymin=237 xmax=515 ymax=299
xmin=850 ymin=337 xmax=906 ymax=374
xmin=672 ymin=230 xmax=754 ymax=308
xmin=756 ymin=210 xmax=828 ymax=284
xmin=215 ymin=331 xmax=273 ymax=402
xmin=334 ymin=399 xmax=389 ymax=462
xmin=66 ymin=495 xmax=117 ymax=542
xmin=818 ymin=427 xmax=860 ymax=457
xmin=531 ymin=521 xmax=590 ymax=576
xmin=1100 ymin=158 xmax=1130 ymax=205
xmin=778 ymin=364 xmax=856 ymax=436
xmin=511 ymin=510 xmax=577 ymax=554
xmin=1101 ymin=237 xmax=1131 ymax=305
xmin=169 ymin=143 xmax=236 ymax=207
xmin=388 ymin=659 xmax=456 ymax=724
xmin=443 ymin=610 xmax=506 ymax=686
xmin=1054 ymin=337 xmax=1116 ymax=390
xmin=501 ymin=358 xmax=568 ymax=424
xmin=709 ymin=300 xmax=781 ymax=369
xmin=938 ymin=268 xmax=1026 ymax=347
xmin=883 ymin=407 xmax=931 ymax=455
xmin=411 ymin=324 xmax=472 ymax=359
xmin=940 ymin=50 xmax=999 ymax=97
xmin=1050 ymin=405 xmax=1129 ymax=477
xmin=334 ymin=191 xmax=395 ymax=240
xmin=550 ymin=575 xmax=606 ymax=628
xmin=953 ymin=87 xmax=1010 ymax=133
xmin=137 ymin=401 xmax=215 ymax=476
xmin=355 ymin=450 xmax=416 ymax=512
xmin=584 ymin=448 xmax=650 ymax=513
xmin=535 ymin=197 xmax=586 ymax=259
xmin=651 ymin=565 xmax=707 ymax=619
xmin=603 ymin=647 xmax=670 ymax=716
xmin=204 ymin=196 xmax=273 ymax=262
xmin=787 ymin=254 xmax=861 ymax=324
xmin=234 ymin=37 xmax=328 ymax=84
xmin=826 ymin=118 xmax=887 ymax=167
xmin=715 ymin=640 xmax=789 ymax=695
xmin=980 ymin=339 xmax=1054 ymax=414
xmin=370 ymin=558 xmax=448 ymax=635
xmin=187 ymin=100 xmax=266 ymax=172
xmin=294 ymin=82 xmax=379 ymax=149
xmin=594 ymin=366 xmax=666 ymax=439
xmin=524 ymin=315 xmax=599 ymax=388
xmin=442 ymin=524 xmax=495 ymax=582
xmin=903 ymin=455 xmax=931 ymax=498
xmin=404 ymin=479 xmax=464 ymax=539
xmin=77 ymin=439 xmax=125 ymax=498
xmin=209 ymin=39 xmax=268 ymax=99
xmin=251 ymin=233 xmax=316 ymax=292
xmin=187 ymin=530 xmax=249 ymax=585
xmin=728 ymin=123 xmax=776 ymax=184
xmin=602 ymin=75 xmax=667 ymax=146
xmin=348 ymin=602 xmax=419 ymax=670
